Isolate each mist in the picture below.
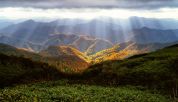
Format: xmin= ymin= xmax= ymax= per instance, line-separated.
xmin=1 ymin=7 xmax=178 ymax=20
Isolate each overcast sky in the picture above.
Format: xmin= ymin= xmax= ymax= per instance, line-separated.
xmin=0 ymin=0 xmax=177 ymax=9
xmin=0 ymin=0 xmax=177 ymax=20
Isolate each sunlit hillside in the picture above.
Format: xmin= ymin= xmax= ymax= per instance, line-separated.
xmin=83 ymin=44 xmax=178 ymax=98
xmin=90 ymin=41 xmax=166 ymax=63
xmin=1 ymin=42 xmax=178 ymax=101
xmin=40 ymin=45 xmax=90 ymax=72
xmin=0 ymin=43 xmax=89 ymax=73
xmin=1 ymin=0 xmax=178 ymax=101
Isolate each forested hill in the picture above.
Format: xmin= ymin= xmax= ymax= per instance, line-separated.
xmin=83 ymin=44 xmax=178 ymax=95
xmin=0 ymin=53 xmax=65 ymax=87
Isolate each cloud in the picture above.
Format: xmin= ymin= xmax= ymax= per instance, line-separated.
xmin=0 ymin=0 xmax=177 ymax=9
xmin=1 ymin=7 xmax=178 ymax=20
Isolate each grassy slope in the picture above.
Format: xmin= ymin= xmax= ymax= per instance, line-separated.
xmin=1 ymin=43 xmax=178 ymax=101
xmin=84 ymin=44 xmax=178 ymax=95
xmin=0 ymin=46 xmax=171 ymax=102
xmin=0 ymin=81 xmax=170 ymax=102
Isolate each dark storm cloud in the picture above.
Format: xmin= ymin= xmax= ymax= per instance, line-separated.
xmin=0 ymin=0 xmax=177 ymax=9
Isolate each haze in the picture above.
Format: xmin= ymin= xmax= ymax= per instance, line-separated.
xmin=0 ymin=7 xmax=178 ymax=20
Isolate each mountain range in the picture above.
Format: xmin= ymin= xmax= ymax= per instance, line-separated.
xmin=1 ymin=38 xmax=178 ymax=97
xmin=0 ymin=18 xmax=178 ymax=69
xmin=0 ymin=18 xmax=178 ymax=53
xmin=1 ymin=17 xmax=178 ymax=43
xmin=0 ymin=38 xmax=178 ymax=73
xmin=0 ymin=43 xmax=89 ymax=72
xmin=1 ymin=17 xmax=178 ymax=101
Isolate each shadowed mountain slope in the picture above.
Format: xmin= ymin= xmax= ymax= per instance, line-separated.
xmin=0 ymin=53 xmax=64 ymax=87
xmin=0 ymin=43 xmax=90 ymax=73
xmin=131 ymin=27 xmax=178 ymax=44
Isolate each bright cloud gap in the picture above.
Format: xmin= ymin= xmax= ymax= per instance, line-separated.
xmin=0 ymin=7 xmax=178 ymax=20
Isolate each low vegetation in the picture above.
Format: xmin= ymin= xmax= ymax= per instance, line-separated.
xmin=0 ymin=81 xmax=170 ymax=102
xmin=84 ymin=44 xmax=178 ymax=97
xmin=1 ymin=43 xmax=178 ymax=101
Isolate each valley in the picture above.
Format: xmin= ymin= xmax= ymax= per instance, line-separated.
xmin=0 ymin=18 xmax=178 ymax=102
xmin=1 ymin=40 xmax=178 ymax=101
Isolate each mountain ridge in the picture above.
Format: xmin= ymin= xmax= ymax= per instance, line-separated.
xmin=0 ymin=43 xmax=90 ymax=73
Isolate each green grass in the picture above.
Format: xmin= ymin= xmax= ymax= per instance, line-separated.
xmin=84 ymin=44 xmax=178 ymax=95
xmin=1 ymin=44 xmax=178 ymax=101
xmin=0 ymin=81 xmax=170 ymax=102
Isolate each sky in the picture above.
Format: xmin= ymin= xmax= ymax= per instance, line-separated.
xmin=0 ymin=0 xmax=178 ymax=20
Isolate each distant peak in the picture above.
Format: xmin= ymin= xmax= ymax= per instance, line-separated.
xmin=22 ymin=19 xmax=35 ymax=24
xmin=141 ymin=27 xmax=151 ymax=30
xmin=49 ymin=20 xmax=59 ymax=24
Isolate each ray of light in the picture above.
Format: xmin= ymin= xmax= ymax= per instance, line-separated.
xmin=1 ymin=7 xmax=178 ymax=49
xmin=1 ymin=7 xmax=178 ymax=20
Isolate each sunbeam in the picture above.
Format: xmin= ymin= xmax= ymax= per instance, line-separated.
xmin=1 ymin=7 xmax=178 ymax=20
